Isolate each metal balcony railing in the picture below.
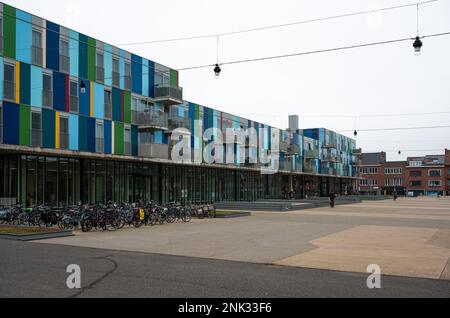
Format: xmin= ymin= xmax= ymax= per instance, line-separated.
xmin=304 ymin=149 xmax=319 ymax=159
xmin=112 ymin=71 xmax=120 ymax=88
xmin=96 ymin=138 xmax=104 ymax=153
xmin=31 ymin=129 xmax=42 ymax=147
xmin=138 ymin=110 xmax=168 ymax=129
xmin=322 ymin=154 xmax=340 ymax=163
xmin=32 ymin=46 xmax=43 ymax=66
xmin=168 ymin=115 xmax=192 ymax=131
xmin=352 ymin=148 xmax=362 ymax=156
xmin=278 ymin=141 xmax=289 ymax=153
xmin=289 ymin=144 xmax=301 ymax=155
xmin=43 ymin=89 xmax=53 ymax=107
xmin=59 ymin=55 xmax=70 ymax=74
xmin=96 ymin=67 xmax=105 ymax=83
xmin=154 ymin=86 xmax=183 ymax=104
xmin=60 ymin=133 xmax=69 ymax=150
xmin=131 ymin=110 xmax=138 ymax=125
xmin=3 ymin=81 xmax=16 ymax=102
xmin=322 ymin=141 xmax=337 ymax=149
xmin=138 ymin=143 xmax=169 ymax=160
xmin=70 ymin=96 xmax=78 ymax=113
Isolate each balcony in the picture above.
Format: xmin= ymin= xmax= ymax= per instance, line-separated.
xmin=352 ymin=148 xmax=362 ymax=156
xmin=279 ymin=140 xmax=289 ymax=153
xmin=3 ymin=81 xmax=16 ymax=102
xmin=32 ymin=46 xmax=43 ymax=66
xmin=322 ymin=141 xmax=337 ymax=149
xmin=153 ymin=86 xmax=183 ymax=105
xmin=96 ymin=67 xmax=105 ymax=83
xmin=168 ymin=115 xmax=192 ymax=132
xmin=304 ymin=164 xmax=318 ymax=175
xmin=43 ymin=89 xmax=53 ymax=108
xmin=288 ymin=144 xmax=301 ymax=155
xmin=60 ymin=133 xmax=69 ymax=150
xmin=59 ymin=55 xmax=70 ymax=74
xmin=304 ymin=149 xmax=319 ymax=160
xmin=138 ymin=110 xmax=168 ymax=130
xmin=322 ymin=154 xmax=340 ymax=163
xmin=139 ymin=143 xmax=169 ymax=160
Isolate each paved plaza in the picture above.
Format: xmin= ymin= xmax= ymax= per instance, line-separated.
xmin=36 ymin=197 xmax=450 ymax=281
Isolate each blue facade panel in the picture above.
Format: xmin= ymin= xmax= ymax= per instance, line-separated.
xmin=53 ymin=71 xmax=67 ymax=112
xmin=69 ymin=114 xmax=79 ymax=151
xmin=78 ymin=34 xmax=88 ymax=80
xmin=148 ymin=60 xmax=155 ymax=98
xmin=131 ymin=54 xmax=142 ymax=94
xmin=69 ymin=30 xmax=79 ymax=77
xmin=0 ymin=57 xmax=3 ymax=100
xmin=87 ymin=117 xmax=96 ymax=152
xmin=104 ymin=120 xmax=112 ymax=154
xmin=112 ymin=87 xmax=122 ymax=122
xmin=19 ymin=62 xmax=31 ymax=105
xmin=78 ymin=116 xmax=87 ymax=151
xmin=93 ymin=83 xmax=105 ymax=119
xmin=46 ymin=21 xmax=60 ymax=71
xmin=16 ymin=10 xmax=32 ymax=64
xmin=30 ymin=65 xmax=42 ymax=107
xmin=79 ymin=79 xmax=91 ymax=116
xmin=104 ymin=44 xmax=112 ymax=87
xmin=142 ymin=59 xmax=149 ymax=97
xmin=3 ymin=102 xmax=19 ymax=145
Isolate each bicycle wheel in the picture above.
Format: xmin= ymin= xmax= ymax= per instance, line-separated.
xmin=81 ymin=218 xmax=93 ymax=232
xmin=182 ymin=211 xmax=192 ymax=223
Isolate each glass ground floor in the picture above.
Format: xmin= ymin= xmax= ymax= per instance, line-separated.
xmin=0 ymin=154 xmax=356 ymax=207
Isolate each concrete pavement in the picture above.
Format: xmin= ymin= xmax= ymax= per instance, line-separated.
xmin=1 ymin=239 xmax=449 ymax=298
xmin=34 ymin=197 xmax=450 ymax=282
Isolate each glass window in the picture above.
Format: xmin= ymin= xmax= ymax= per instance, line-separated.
xmin=96 ymin=52 xmax=104 ymax=68
xmin=113 ymin=58 xmax=119 ymax=73
xmin=69 ymin=80 xmax=79 ymax=113
xmin=0 ymin=105 xmax=2 ymax=143
xmin=429 ymin=170 xmax=441 ymax=177
xmin=112 ymin=58 xmax=120 ymax=87
xmin=60 ymin=117 xmax=69 ymax=150
xmin=429 ymin=180 xmax=441 ymax=187
xmin=60 ymin=39 xmax=69 ymax=57
xmin=3 ymin=63 xmax=15 ymax=101
xmin=96 ymin=122 xmax=104 ymax=153
xmin=32 ymin=30 xmax=43 ymax=66
xmin=31 ymin=111 xmax=42 ymax=148
xmin=43 ymin=73 xmax=53 ymax=107
xmin=410 ymin=181 xmax=421 ymax=187
xmin=104 ymin=90 xmax=112 ymax=119
xmin=124 ymin=62 xmax=131 ymax=90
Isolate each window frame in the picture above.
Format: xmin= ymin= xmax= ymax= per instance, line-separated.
xmin=42 ymin=71 xmax=53 ymax=108
xmin=3 ymin=61 xmax=16 ymax=102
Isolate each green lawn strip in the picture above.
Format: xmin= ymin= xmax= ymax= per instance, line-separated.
xmin=214 ymin=211 xmax=249 ymax=216
xmin=0 ymin=226 xmax=61 ymax=235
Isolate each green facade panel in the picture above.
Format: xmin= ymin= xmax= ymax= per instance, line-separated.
xmin=4 ymin=4 xmax=16 ymax=59
xmin=88 ymin=37 xmax=96 ymax=82
xmin=19 ymin=104 xmax=30 ymax=146
xmin=114 ymin=122 xmax=124 ymax=155
xmin=123 ymin=91 xmax=131 ymax=124
xmin=170 ymin=69 xmax=178 ymax=87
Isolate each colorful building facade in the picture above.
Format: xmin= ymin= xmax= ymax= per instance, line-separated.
xmin=0 ymin=3 xmax=359 ymax=206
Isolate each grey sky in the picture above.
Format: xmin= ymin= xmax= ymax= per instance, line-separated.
xmin=6 ymin=0 xmax=450 ymax=160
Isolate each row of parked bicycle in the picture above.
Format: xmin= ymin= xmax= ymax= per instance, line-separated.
xmin=0 ymin=201 xmax=216 ymax=232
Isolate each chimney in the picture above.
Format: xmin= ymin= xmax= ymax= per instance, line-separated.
xmin=289 ymin=115 xmax=299 ymax=132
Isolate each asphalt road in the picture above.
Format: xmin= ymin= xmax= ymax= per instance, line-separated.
xmin=0 ymin=239 xmax=449 ymax=298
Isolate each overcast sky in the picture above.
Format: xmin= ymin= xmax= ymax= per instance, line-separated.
xmin=6 ymin=0 xmax=450 ymax=160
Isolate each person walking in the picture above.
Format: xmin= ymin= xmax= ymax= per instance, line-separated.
xmin=393 ymin=190 xmax=398 ymax=201
xmin=329 ymin=192 xmax=336 ymax=208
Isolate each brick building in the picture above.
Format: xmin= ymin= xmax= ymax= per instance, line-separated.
xmin=406 ymin=155 xmax=446 ymax=196
xmin=358 ymin=151 xmax=448 ymax=197
xmin=358 ymin=152 xmax=407 ymax=195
